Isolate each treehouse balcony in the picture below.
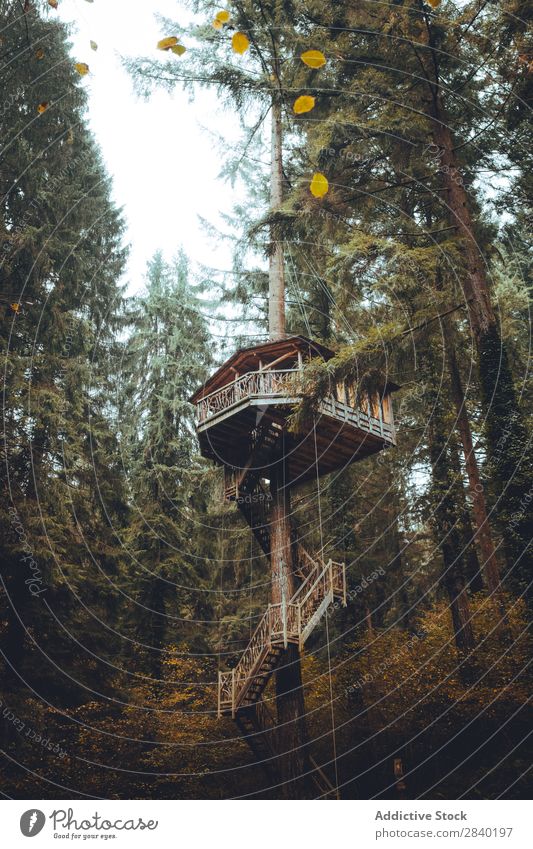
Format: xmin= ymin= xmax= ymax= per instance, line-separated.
xmin=190 ymin=336 xmax=398 ymax=487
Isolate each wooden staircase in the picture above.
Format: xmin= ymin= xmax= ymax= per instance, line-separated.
xmin=219 ymin=421 xmax=345 ymax=796
xmin=218 ymin=548 xmax=346 ymax=717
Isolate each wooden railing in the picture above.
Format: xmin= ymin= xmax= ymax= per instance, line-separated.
xmin=320 ymin=396 xmax=395 ymax=443
xmin=197 ymin=369 xmax=299 ymax=424
xmin=218 ymin=550 xmax=345 ymax=717
xmin=196 ymin=367 xmax=395 ymax=445
xmin=296 ymin=544 xmax=346 ymax=604
xmin=218 ymin=602 xmax=297 ymax=717
xmin=331 ymin=558 xmax=346 ymax=601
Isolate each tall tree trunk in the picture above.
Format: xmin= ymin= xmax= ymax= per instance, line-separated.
xmin=445 ymin=340 xmax=504 ymax=597
xmin=448 ymin=435 xmax=484 ymax=593
xmin=267 ymin=62 xmax=311 ymax=795
xmin=268 ymin=92 xmax=286 ymax=340
xmin=425 ymin=352 xmax=476 ymax=677
xmin=430 ymin=439 xmax=476 ymax=669
xmin=270 ymin=445 xmax=312 ymax=798
xmin=430 ymin=101 xmax=533 ymax=596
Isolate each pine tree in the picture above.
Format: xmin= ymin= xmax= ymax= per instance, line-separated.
xmin=120 ymin=251 xmax=213 ymax=682
xmin=1 ymin=0 xmax=128 ymax=710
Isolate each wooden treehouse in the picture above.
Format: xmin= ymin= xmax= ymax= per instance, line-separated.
xmin=191 ymin=334 xmax=398 ymax=796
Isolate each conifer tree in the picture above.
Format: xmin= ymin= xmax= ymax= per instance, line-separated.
xmin=120 ymin=251 xmax=213 ymax=681
xmin=0 ymin=0 xmax=128 ymax=706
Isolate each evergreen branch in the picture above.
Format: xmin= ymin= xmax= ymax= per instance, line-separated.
xmin=460 ymin=0 xmax=491 ymax=37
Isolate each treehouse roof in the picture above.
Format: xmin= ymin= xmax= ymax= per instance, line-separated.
xmin=189 ymin=335 xmax=334 ymax=403
xmin=190 ymin=334 xmax=400 ymax=404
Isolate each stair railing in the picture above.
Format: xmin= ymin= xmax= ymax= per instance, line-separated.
xmin=218 ymin=558 xmax=346 ymax=716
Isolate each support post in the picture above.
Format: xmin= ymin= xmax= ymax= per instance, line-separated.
xmin=342 ymin=564 xmax=347 ymax=607
xmin=282 ymin=584 xmax=288 ymax=649
xmin=270 ymin=434 xmax=313 ymax=797
xmin=378 ymin=395 xmax=385 ymax=438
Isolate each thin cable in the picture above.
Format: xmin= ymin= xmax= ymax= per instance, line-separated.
xmin=249 ymin=519 xmax=253 ymax=640
xmin=218 ymin=488 xmax=225 ymax=678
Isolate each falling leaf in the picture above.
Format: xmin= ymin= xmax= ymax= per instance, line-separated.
xmin=90 ymin=40 xmax=98 ymax=51
xmin=216 ymin=10 xmax=230 ymax=23
xmin=37 ymin=102 xmax=49 ymax=114
xmin=301 ymin=49 xmax=326 ymax=69
xmin=35 ymin=48 xmax=45 ymax=60
xmin=48 ymin=0 xmax=58 ymax=8
xmin=310 ymin=172 xmax=329 ymax=197
xmin=10 ymin=303 xmax=21 ymax=313
xmin=157 ymin=36 xmax=180 ymax=51
xmin=212 ymin=19 xmax=222 ymax=30
xmin=170 ymin=44 xmax=186 ymax=56
xmin=293 ymin=95 xmax=315 ymax=114
xmin=426 ymin=0 xmax=441 ymax=6
xmin=75 ymin=62 xmax=89 ymax=76
xmin=232 ymin=32 xmax=249 ymax=55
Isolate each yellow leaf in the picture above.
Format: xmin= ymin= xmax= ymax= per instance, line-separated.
xmin=301 ymin=49 xmax=326 ymax=69
xmin=170 ymin=44 xmax=186 ymax=56
xmin=310 ymin=172 xmax=329 ymax=197
xmin=293 ymin=95 xmax=315 ymax=114
xmin=215 ymin=10 xmax=230 ymax=23
xmin=67 ymin=129 xmax=74 ymax=144
xmin=426 ymin=0 xmax=441 ymax=6
xmin=37 ymin=102 xmax=49 ymax=114
xmin=157 ymin=37 xmax=178 ymax=51
xmin=10 ymin=303 xmax=21 ymax=313
xmin=48 ymin=0 xmax=58 ymax=8
xmin=35 ymin=48 xmax=45 ymax=60
xmin=90 ymin=40 xmax=98 ymax=51
xmin=232 ymin=32 xmax=249 ymax=54
xmin=75 ymin=62 xmax=89 ymax=76
xmin=212 ymin=19 xmax=222 ymax=30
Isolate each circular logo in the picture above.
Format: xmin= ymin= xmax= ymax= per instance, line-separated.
xmin=20 ymin=810 xmax=46 ymax=837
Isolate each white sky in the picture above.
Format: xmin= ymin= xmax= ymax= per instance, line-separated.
xmin=58 ymin=0 xmax=246 ymax=295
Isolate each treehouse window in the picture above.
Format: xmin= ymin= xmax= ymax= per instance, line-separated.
xmin=346 ymin=382 xmax=357 ymax=408
xmin=336 ymin=381 xmax=347 ymax=404
xmin=381 ymin=393 xmax=392 ymax=424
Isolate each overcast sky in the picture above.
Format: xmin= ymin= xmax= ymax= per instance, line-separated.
xmin=59 ymin=0 xmax=245 ymax=295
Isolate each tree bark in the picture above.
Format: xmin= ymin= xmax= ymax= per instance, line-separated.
xmin=270 ymin=447 xmax=312 ymax=798
xmin=447 ymin=435 xmax=484 ymax=593
xmin=268 ymin=92 xmax=286 ymax=340
xmin=425 ymin=351 xmax=476 ymax=676
xmin=445 ymin=341 xmax=503 ymax=596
